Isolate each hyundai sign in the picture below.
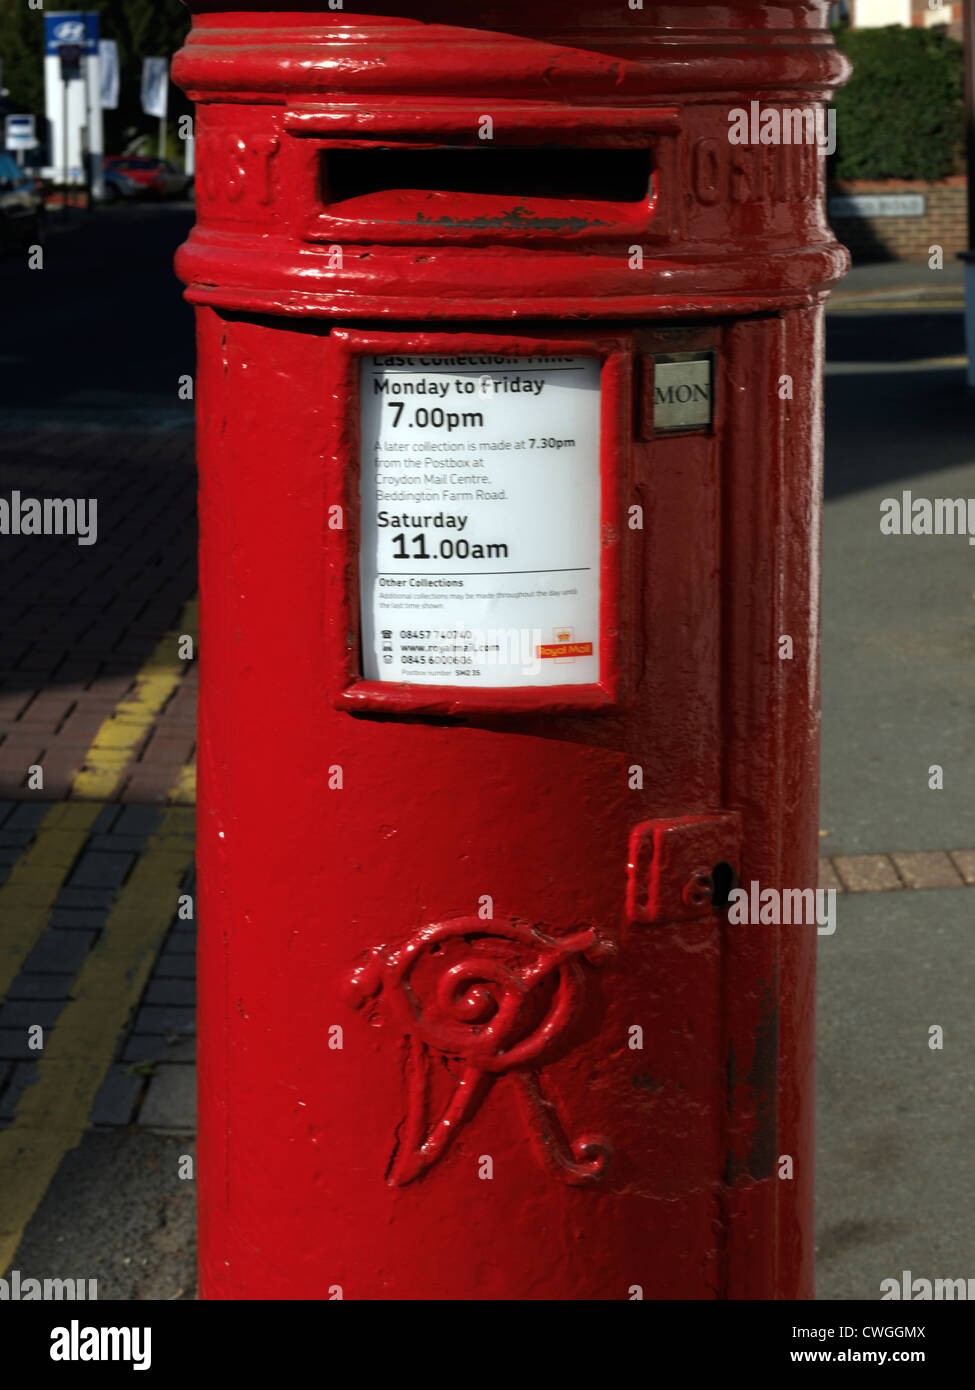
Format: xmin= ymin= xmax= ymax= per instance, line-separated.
xmin=44 ymin=12 xmax=99 ymax=57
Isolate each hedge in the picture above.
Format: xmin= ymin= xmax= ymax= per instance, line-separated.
xmin=829 ymin=24 xmax=965 ymax=182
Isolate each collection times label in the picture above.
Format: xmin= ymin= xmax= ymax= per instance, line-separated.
xmin=358 ymin=355 xmax=602 ymax=687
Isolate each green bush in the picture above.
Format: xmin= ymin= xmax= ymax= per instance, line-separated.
xmin=830 ymin=24 xmax=964 ymax=182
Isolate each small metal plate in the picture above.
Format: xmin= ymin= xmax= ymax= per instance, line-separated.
xmin=627 ymin=812 xmax=742 ymax=924
xmin=652 ymin=353 xmax=713 ymax=432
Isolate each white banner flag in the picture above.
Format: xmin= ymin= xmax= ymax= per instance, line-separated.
xmin=141 ymin=57 xmax=169 ymax=119
xmin=99 ymin=39 xmax=119 ymax=110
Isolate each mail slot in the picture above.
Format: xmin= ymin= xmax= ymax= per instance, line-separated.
xmin=174 ymin=0 xmax=850 ymax=1301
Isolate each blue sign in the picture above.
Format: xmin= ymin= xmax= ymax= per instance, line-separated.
xmin=44 ymin=12 xmax=99 ymax=57
xmin=5 ymin=114 xmax=38 ymax=151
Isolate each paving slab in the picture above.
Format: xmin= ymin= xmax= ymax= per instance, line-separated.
xmin=121 ymin=1035 xmax=196 ymax=1066
xmin=10 ymin=1129 xmax=196 ymax=1300
xmin=139 ymin=1065 xmax=196 ymax=1131
xmin=832 ymin=855 xmax=902 ymax=893
xmin=22 ymin=930 xmax=96 ymax=976
xmin=890 ymin=850 xmax=965 ymax=890
xmin=949 ymin=850 xmax=975 ymax=885
xmin=816 ymin=887 xmax=975 ymax=1299
xmin=821 ymin=380 xmax=975 ymax=856
xmin=91 ymin=1064 xmax=145 ymax=1128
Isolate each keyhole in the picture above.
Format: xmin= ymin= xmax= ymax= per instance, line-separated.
xmin=710 ymin=861 xmax=737 ymax=910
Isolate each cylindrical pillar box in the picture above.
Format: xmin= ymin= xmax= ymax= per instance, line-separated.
xmin=174 ymin=1 xmax=850 ymax=1300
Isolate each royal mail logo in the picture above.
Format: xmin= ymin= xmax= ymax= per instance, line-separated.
xmin=538 ymin=641 xmax=594 ymax=660
xmin=537 ymin=625 xmax=592 ymax=661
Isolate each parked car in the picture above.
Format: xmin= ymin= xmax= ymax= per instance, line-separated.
xmin=101 ymin=167 xmax=141 ymax=203
xmin=0 ymin=152 xmax=44 ymax=251
xmin=102 ymin=156 xmax=193 ymax=199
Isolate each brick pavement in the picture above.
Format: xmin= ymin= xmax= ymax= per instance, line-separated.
xmin=0 ymin=419 xmax=200 ymax=1265
xmin=0 ymin=426 xmax=197 ymax=803
xmin=822 ymin=850 xmax=975 ymax=893
xmin=0 ymin=800 xmax=197 ymax=1135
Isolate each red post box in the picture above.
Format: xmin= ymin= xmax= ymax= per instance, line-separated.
xmin=175 ymin=2 xmax=850 ymax=1300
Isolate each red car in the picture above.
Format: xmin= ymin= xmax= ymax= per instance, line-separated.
xmin=102 ymin=156 xmax=193 ymax=199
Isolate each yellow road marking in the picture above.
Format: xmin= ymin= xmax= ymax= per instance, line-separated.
xmin=169 ymin=762 xmax=196 ymax=805
xmin=0 ymin=596 xmax=199 ymax=998
xmin=71 ymin=596 xmax=198 ymax=801
xmin=0 ymin=807 xmax=195 ymax=1274
xmin=0 ymin=803 xmax=103 ymax=1004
